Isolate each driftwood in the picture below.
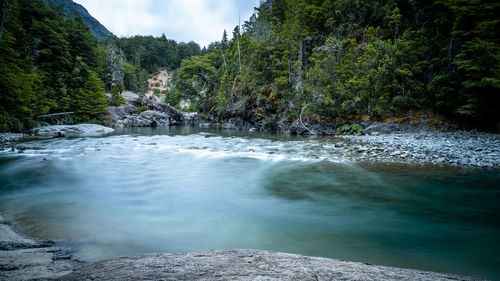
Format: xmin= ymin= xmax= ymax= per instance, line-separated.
xmin=299 ymin=105 xmax=316 ymax=135
xmin=37 ymin=112 xmax=74 ymax=118
xmin=36 ymin=112 xmax=74 ymax=125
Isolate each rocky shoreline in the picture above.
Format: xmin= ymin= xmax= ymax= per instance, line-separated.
xmin=0 ymin=216 xmax=484 ymax=281
xmin=59 ymin=249 xmax=482 ymax=281
xmin=337 ymin=131 xmax=500 ymax=168
xmin=2 ymin=126 xmax=499 ymax=169
xmin=0 ymin=215 xmax=84 ymax=280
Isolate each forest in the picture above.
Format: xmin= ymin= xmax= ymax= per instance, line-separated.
xmin=0 ymin=0 xmax=200 ymax=131
xmin=170 ymin=0 xmax=499 ymax=132
xmin=0 ymin=0 xmax=499 ymax=132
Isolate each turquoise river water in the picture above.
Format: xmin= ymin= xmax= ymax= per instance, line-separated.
xmin=0 ymin=127 xmax=499 ymax=279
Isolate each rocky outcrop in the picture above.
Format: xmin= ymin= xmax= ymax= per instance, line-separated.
xmin=106 ymin=104 xmax=139 ymax=127
xmin=105 ymin=90 xmax=192 ymax=128
xmin=59 ymin=249 xmax=480 ymax=281
xmin=288 ymin=116 xmax=336 ymax=135
xmin=222 ymin=117 xmax=255 ymax=130
xmin=31 ymin=124 xmax=114 ymax=137
xmin=361 ymin=121 xmax=433 ymax=135
xmin=120 ymin=91 xmax=140 ymax=102
xmin=0 ymin=133 xmax=23 ymax=150
xmin=122 ymin=110 xmax=171 ymax=127
xmin=0 ymin=215 xmax=83 ymax=280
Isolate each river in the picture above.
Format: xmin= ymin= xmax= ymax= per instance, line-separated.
xmin=0 ymin=127 xmax=499 ymax=280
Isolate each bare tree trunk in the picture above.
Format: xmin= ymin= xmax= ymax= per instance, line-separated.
xmin=299 ymin=105 xmax=316 ymax=135
xmin=221 ymin=49 xmax=227 ymax=72
xmin=237 ymin=15 xmax=242 ymax=74
xmin=295 ymin=40 xmax=304 ymax=94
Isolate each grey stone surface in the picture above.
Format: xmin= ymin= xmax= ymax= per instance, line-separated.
xmin=222 ymin=117 xmax=254 ymax=130
xmin=105 ymin=93 xmax=192 ymax=128
xmin=59 ymin=249 xmax=482 ymax=281
xmin=0 ymin=216 xmax=83 ymax=280
xmin=361 ymin=121 xmax=431 ymax=135
xmin=121 ymin=91 xmax=140 ymax=102
xmin=340 ymin=131 xmax=500 ymax=168
xmin=0 ymin=133 xmax=24 ymax=151
xmin=123 ymin=110 xmax=171 ymax=127
xmin=31 ymin=124 xmax=114 ymax=137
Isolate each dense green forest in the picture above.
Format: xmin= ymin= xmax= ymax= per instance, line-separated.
xmin=169 ymin=0 xmax=499 ymax=132
xmin=43 ymin=0 xmax=112 ymax=39
xmin=0 ymin=0 xmax=200 ymax=131
xmin=1 ymin=0 xmax=499 ymax=132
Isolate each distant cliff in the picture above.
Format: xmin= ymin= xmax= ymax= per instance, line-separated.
xmin=44 ymin=0 xmax=112 ymax=39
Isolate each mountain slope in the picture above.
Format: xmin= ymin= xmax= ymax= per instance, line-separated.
xmin=44 ymin=0 xmax=112 ymax=39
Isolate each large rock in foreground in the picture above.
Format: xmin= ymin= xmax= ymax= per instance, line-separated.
xmin=0 ymin=216 xmax=83 ymax=280
xmin=60 ymin=249 xmax=479 ymax=281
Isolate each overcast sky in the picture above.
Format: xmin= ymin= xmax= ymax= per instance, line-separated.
xmin=74 ymin=0 xmax=261 ymax=47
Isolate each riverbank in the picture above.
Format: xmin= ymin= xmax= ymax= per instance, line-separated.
xmin=62 ymin=249 xmax=483 ymax=280
xmin=0 ymin=215 xmax=83 ymax=280
xmin=338 ymin=131 xmax=500 ymax=168
xmin=2 ymin=126 xmax=499 ymax=168
xmin=0 ymin=129 xmax=496 ymax=280
xmin=0 ymin=133 xmax=24 ymax=151
xmin=0 ymin=217 xmax=483 ymax=280
xmin=0 ymin=124 xmax=114 ymax=151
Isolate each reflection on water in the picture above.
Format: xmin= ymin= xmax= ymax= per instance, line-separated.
xmin=0 ymin=127 xmax=499 ymax=280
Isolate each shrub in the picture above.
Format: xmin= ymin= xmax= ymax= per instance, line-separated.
xmin=137 ymin=105 xmax=148 ymax=114
xmin=340 ymin=123 xmax=363 ymax=135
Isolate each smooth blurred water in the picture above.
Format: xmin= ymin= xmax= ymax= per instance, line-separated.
xmin=0 ymin=127 xmax=499 ymax=280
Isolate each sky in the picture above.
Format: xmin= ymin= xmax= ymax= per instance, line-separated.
xmin=74 ymin=0 xmax=261 ymax=47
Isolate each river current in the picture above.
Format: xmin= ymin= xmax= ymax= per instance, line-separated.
xmin=0 ymin=127 xmax=499 ymax=279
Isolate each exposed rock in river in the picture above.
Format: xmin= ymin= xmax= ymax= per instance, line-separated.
xmin=123 ymin=110 xmax=171 ymax=127
xmin=31 ymin=124 xmax=114 ymax=137
xmin=105 ymin=91 xmax=193 ymax=128
xmin=59 ymin=249 xmax=480 ymax=281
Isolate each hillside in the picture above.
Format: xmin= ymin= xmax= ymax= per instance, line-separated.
xmin=167 ymin=0 xmax=500 ymax=132
xmin=43 ymin=0 xmax=112 ymax=39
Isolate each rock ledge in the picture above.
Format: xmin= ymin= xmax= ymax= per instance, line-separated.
xmin=59 ymin=249 xmax=481 ymax=281
xmin=0 ymin=215 xmax=83 ymax=280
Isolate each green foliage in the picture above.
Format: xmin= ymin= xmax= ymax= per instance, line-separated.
xmin=152 ymin=89 xmax=161 ymax=97
xmin=72 ymin=71 xmax=107 ymax=122
xmin=136 ymin=105 xmax=148 ymax=115
xmin=166 ymin=0 xmax=499 ymax=131
xmin=109 ymin=89 xmax=126 ymax=106
xmin=0 ymin=0 xmax=201 ymax=132
xmin=2 ymin=0 xmax=498 ymax=132
xmin=340 ymin=124 xmax=363 ymax=136
xmin=164 ymin=87 xmax=181 ymax=106
xmin=0 ymin=0 xmax=98 ymax=131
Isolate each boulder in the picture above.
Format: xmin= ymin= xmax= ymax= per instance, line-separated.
xmin=121 ymin=91 xmax=140 ymax=102
xmin=106 ymin=104 xmax=138 ymax=128
xmin=31 ymin=124 xmax=114 ymax=137
xmin=123 ymin=110 xmax=171 ymax=127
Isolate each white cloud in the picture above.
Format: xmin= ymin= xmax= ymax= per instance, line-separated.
xmin=74 ymin=0 xmax=260 ymax=47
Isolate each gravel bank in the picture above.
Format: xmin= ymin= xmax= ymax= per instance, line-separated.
xmin=0 ymin=133 xmax=24 ymax=150
xmin=338 ymin=131 xmax=500 ymax=168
